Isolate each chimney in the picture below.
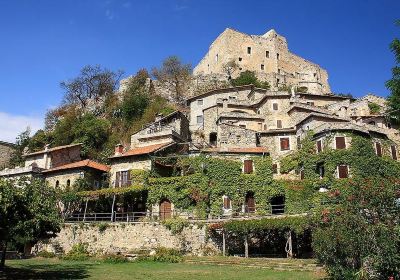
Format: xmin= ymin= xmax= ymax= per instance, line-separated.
xmin=44 ymin=144 xmax=50 ymax=151
xmin=155 ymin=113 xmax=163 ymax=122
xmin=115 ymin=144 xmax=124 ymax=156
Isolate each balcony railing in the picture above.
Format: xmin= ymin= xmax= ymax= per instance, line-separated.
xmin=64 ymin=204 xmax=302 ymax=223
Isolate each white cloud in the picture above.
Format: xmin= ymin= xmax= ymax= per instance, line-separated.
xmin=0 ymin=112 xmax=44 ymax=143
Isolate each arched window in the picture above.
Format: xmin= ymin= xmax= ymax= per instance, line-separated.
xmin=66 ymin=179 xmax=71 ymax=188
xmin=55 ymin=180 xmax=59 ymax=189
xmin=271 ymin=196 xmax=285 ymax=215
xmin=369 ymin=121 xmax=376 ymax=126
xmin=209 ymin=132 xmax=217 ymax=146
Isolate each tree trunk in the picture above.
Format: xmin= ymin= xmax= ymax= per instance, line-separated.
xmin=0 ymin=241 xmax=7 ymax=271
xmin=244 ymin=234 xmax=249 ymax=258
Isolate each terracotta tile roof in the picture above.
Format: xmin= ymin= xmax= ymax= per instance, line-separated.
xmin=110 ymin=142 xmax=173 ymax=159
xmin=24 ymin=143 xmax=82 ymax=157
xmin=202 ymin=147 xmax=268 ymax=154
xmin=42 ymin=159 xmax=110 ymax=173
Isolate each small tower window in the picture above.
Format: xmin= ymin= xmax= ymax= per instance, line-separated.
xmin=247 ymin=47 xmax=251 ymax=54
xmin=55 ymin=180 xmax=59 ymax=189
xmin=261 ymin=64 xmax=264 ymax=70
xmin=66 ymin=179 xmax=71 ymax=188
xmin=238 ymin=57 xmax=242 ymax=62
xmin=215 ymin=54 xmax=219 ymax=62
xmin=266 ymin=51 xmax=270 ymax=58
xmin=277 ymin=53 xmax=280 ymax=60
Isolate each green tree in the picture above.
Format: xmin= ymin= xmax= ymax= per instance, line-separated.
xmin=231 ymin=70 xmax=270 ymax=89
xmin=152 ymin=56 xmax=192 ymax=101
xmin=387 ymin=20 xmax=400 ymax=122
xmin=0 ymin=178 xmax=61 ymax=270
xmin=312 ymin=177 xmax=400 ymax=279
xmin=9 ymin=128 xmax=31 ymax=167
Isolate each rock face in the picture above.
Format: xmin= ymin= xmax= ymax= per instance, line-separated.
xmin=194 ymin=28 xmax=331 ymax=94
xmin=35 ymin=223 xmax=219 ymax=256
xmin=0 ymin=141 xmax=15 ymax=170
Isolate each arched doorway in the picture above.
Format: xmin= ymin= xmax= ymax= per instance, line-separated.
xmin=245 ymin=192 xmax=255 ymax=213
xmin=159 ymin=199 xmax=172 ymax=220
xmin=271 ymin=196 xmax=285 ymax=215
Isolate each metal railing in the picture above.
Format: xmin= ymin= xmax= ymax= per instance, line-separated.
xmin=64 ymin=204 xmax=301 ymax=223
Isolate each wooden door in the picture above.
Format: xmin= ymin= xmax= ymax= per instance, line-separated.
xmin=245 ymin=193 xmax=255 ymax=213
xmin=159 ymin=199 xmax=172 ymax=220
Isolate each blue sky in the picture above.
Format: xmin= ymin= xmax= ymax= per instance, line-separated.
xmin=0 ymin=0 xmax=399 ymax=142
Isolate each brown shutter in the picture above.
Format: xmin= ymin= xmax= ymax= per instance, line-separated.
xmin=244 ymin=160 xmax=253 ymax=174
xmin=280 ymin=138 xmax=290 ymax=151
xmin=273 ymin=103 xmax=278 ymax=110
xmin=391 ymin=145 xmax=397 ymax=160
xmin=272 ymin=164 xmax=278 ymax=174
xmin=277 ymin=120 xmax=282 ymax=128
xmin=338 ymin=165 xmax=349 ymax=178
xmin=375 ymin=143 xmax=382 ymax=157
xmin=316 ymin=140 xmax=322 ymax=153
xmin=115 ymin=172 xmax=120 ymax=187
xmin=335 ymin=137 xmax=346 ymax=149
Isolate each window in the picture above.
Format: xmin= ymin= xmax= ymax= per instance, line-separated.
xmin=243 ymin=160 xmax=253 ymax=174
xmin=239 ymin=124 xmax=246 ymax=128
xmin=116 ymin=170 xmax=131 ymax=187
xmin=317 ymin=163 xmax=325 ymax=178
xmin=215 ymin=54 xmax=219 ymax=62
xmin=277 ymin=53 xmax=280 ymax=60
xmin=264 ymin=124 xmax=267 ymax=130
xmin=272 ymin=164 xmax=278 ymax=174
xmin=266 ymin=51 xmax=270 ymax=58
xmin=375 ymin=142 xmax=382 ymax=157
xmin=223 ymin=196 xmax=231 ymax=210
xmin=238 ymin=57 xmax=242 ymax=61
xmin=338 ymin=165 xmax=349 ymax=178
xmin=300 ymin=168 xmax=305 ymax=180
xmin=66 ymin=179 xmax=71 ymax=188
xmin=261 ymin=64 xmax=264 ymax=70
xmin=236 ymin=135 xmax=241 ymax=143
xmin=316 ymin=140 xmax=322 ymax=153
xmin=55 ymin=180 xmax=59 ymax=188
xmin=229 ymin=96 xmax=236 ymax=100
xmin=209 ymin=132 xmax=217 ymax=146
xmin=197 ymin=99 xmax=203 ymax=105
xmin=391 ymin=145 xmax=398 ymax=160
xmin=277 ymin=120 xmax=282 ymax=128
xmin=196 ymin=115 xmax=203 ymax=125
xmin=306 ymin=102 xmax=315 ymax=106
xmin=276 ymin=78 xmax=280 ymax=85
xmin=335 ymin=136 xmax=346 ymax=149
xmin=247 ymin=47 xmax=251 ymax=54
xmin=278 ymin=69 xmax=281 ymax=75
xmin=280 ymin=137 xmax=290 ymax=151
xmin=94 ymin=181 xmax=100 ymax=189
xmin=272 ymin=103 xmax=279 ymax=111
xmin=239 ymin=67 xmax=242 ymax=71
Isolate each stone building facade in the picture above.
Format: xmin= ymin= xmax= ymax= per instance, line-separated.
xmin=0 ymin=141 xmax=15 ymax=170
xmin=194 ymin=28 xmax=331 ymax=94
xmin=187 ymin=84 xmax=400 ymax=178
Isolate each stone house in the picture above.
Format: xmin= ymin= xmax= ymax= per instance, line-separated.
xmin=0 ymin=143 xmax=109 ymax=190
xmin=0 ymin=141 xmax=15 ymax=170
xmin=109 ymin=111 xmax=190 ymax=188
xmin=194 ymin=28 xmax=331 ymax=94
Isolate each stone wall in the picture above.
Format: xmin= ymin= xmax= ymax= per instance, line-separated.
xmin=0 ymin=142 xmax=14 ymax=170
xmin=35 ymin=222 xmax=218 ymax=256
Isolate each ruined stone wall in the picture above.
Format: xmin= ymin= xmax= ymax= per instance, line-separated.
xmin=0 ymin=143 xmax=14 ymax=170
xmin=219 ymin=124 xmax=257 ymax=147
xmin=44 ymin=169 xmax=104 ymax=190
xmin=193 ymin=28 xmax=331 ymax=94
xmin=35 ymin=223 xmax=218 ymax=256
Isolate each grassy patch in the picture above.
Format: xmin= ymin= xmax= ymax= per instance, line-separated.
xmin=1 ymin=258 xmax=323 ymax=280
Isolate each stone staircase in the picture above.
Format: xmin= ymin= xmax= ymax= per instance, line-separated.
xmin=184 ymin=256 xmax=324 ymax=272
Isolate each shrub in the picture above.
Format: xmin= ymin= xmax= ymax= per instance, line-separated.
xmin=37 ymin=251 xmax=56 ymax=258
xmin=162 ymin=217 xmax=189 ymax=234
xmin=97 ymin=222 xmax=109 ymax=233
xmin=148 ymin=247 xmax=183 ymax=263
xmin=61 ymin=243 xmax=90 ymax=261
xmin=102 ymin=254 xmax=129 ymax=263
